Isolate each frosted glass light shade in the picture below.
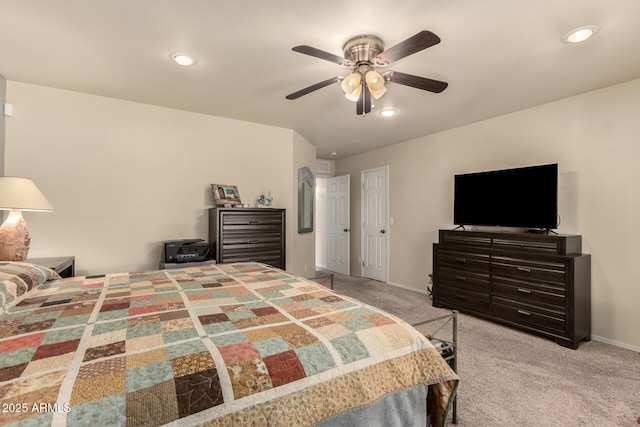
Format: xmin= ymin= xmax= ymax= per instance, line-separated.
xmin=365 ymin=70 xmax=387 ymax=99
xmin=341 ymin=73 xmax=362 ymax=102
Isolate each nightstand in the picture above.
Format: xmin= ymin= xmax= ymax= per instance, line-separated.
xmin=27 ymin=256 xmax=75 ymax=278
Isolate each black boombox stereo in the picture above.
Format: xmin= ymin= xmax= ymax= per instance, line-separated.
xmin=162 ymin=239 xmax=211 ymax=263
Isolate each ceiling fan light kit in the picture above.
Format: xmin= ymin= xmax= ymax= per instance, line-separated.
xmin=286 ymin=30 xmax=448 ymax=116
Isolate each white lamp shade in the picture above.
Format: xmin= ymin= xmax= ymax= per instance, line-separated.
xmin=0 ymin=177 xmax=54 ymax=212
xmin=341 ymin=73 xmax=362 ymax=102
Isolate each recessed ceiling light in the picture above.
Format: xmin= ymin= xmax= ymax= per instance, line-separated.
xmin=562 ymin=25 xmax=600 ymax=43
xmin=170 ymin=53 xmax=197 ymax=66
xmin=330 ymin=152 xmax=338 ymax=156
xmin=379 ymin=108 xmax=396 ymax=117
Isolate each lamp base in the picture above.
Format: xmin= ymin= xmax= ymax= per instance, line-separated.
xmin=0 ymin=209 xmax=31 ymax=261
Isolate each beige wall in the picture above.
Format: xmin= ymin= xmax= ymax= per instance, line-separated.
xmin=336 ymin=78 xmax=640 ymax=349
xmin=291 ymin=131 xmax=317 ymax=277
xmin=5 ymin=81 xmax=314 ymax=276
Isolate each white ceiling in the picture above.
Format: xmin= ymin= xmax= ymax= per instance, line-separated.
xmin=2 ymin=1 xmax=640 ymax=159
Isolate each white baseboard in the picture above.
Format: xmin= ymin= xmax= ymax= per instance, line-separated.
xmin=386 ymin=281 xmax=431 ymax=295
xmin=591 ymin=335 xmax=640 ymax=352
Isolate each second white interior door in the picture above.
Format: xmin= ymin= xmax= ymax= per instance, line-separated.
xmin=361 ymin=166 xmax=388 ymax=282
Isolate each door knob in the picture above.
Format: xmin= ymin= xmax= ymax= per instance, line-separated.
xmin=343 ymin=228 xmax=350 ymax=232
xmin=380 ymin=229 xmax=386 ymax=234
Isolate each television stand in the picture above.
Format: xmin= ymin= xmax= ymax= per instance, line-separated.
xmin=432 ymin=229 xmax=591 ymax=349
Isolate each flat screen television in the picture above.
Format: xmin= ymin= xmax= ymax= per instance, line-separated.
xmin=453 ymin=163 xmax=558 ymax=230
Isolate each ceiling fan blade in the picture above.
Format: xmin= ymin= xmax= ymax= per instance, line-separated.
xmin=285 ymin=77 xmax=341 ymax=100
xmin=375 ymin=30 xmax=441 ymax=65
xmin=385 ymin=70 xmax=448 ymax=93
xmin=292 ymin=45 xmax=353 ymax=67
xmin=356 ymin=81 xmax=372 ymax=116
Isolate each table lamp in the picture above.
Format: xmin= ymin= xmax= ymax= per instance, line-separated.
xmin=0 ymin=177 xmax=54 ymax=261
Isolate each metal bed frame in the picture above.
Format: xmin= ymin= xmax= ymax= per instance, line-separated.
xmin=311 ymin=274 xmax=457 ymax=425
xmin=310 ymin=273 xmax=335 ymax=290
xmin=412 ymin=310 xmax=458 ymax=425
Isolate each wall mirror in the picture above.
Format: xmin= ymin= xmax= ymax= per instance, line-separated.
xmin=298 ymin=166 xmax=314 ymax=233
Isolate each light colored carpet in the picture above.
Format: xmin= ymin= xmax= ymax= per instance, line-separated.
xmin=313 ymin=271 xmax=640 ymax=427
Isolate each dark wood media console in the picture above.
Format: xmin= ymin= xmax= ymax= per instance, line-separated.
xmin=433 ymin=229 xmax=591 ymax=349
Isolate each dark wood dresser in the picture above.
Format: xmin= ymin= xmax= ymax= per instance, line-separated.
xmin=208 ymin=208 xmax=286 ymax=269
xmin=433 ymin=229 xmax=591 ymax=349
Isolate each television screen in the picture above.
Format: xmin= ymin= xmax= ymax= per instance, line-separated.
xmin=453 ymin=163 xmax=558 ymax=229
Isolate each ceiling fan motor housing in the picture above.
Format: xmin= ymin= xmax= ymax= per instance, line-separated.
xmin=343 ymin=35 xmax=385 ymax=65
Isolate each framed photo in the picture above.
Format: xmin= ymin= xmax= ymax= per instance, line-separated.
xmin=211 ymin=184 xmax=242 ymax=206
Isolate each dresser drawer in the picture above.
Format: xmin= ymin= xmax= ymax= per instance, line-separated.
xmin=437 ymin=249 xmax=490 ymax=273
xmin=220 ymin=246 xmax=283 ymax=265
xmin=492 ymin=276 xmax=565 ymax=309
xmin=441 ymin=232 xmax=491 ymax=248
xmin=221 ymin=212 xmax=284 ymax=226
xmin=492 ymin=256 xmax=566 ymax=284
xmin=492 ymin=297 xmax=565 ymax=334
xmin=436 ymin=267 xmax=490 ymax=292
xmin=221 ymin=230 xmax=283 ymax=245
xmin=493 ymin=238 xmax=559 ymax=254
xmin=435 ymin=284 xmax=490 ymax=314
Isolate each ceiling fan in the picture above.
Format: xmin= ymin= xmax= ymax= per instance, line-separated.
xmin=285 ymin=30 xmax=448 ymax=116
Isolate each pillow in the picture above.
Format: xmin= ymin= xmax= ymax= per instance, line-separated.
xmin=0 ymin=262 xmax=61 ymax=314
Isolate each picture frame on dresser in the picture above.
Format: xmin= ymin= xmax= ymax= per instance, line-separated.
xmin=211 ymin=184 xmax=242 ymax=206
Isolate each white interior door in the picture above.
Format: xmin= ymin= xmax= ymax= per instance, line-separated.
xmin=327 ymin=174 xmax=350 ymax=275
xmin=361 ymin=166 xmax=388 ymax=282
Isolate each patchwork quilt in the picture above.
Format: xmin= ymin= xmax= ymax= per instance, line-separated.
xmin=0 ymin=262 xmax=457 ymax=426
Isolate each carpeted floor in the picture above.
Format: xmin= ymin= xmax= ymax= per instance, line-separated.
xmin=313 ymin=271 xmax=640 ymax=427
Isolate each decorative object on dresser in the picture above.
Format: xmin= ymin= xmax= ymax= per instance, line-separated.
xmin=211 ymin=184 xmax=242 ymax=206
xmin=209 ymin=207 xmax=285 ymax=269
xmin=433 ymin=229 xmax=591 ymax=349
xmin=256 ymin=191 xmax=273 ymax=208
xmin=0 ymin=177 xmax=54 ymax=261
xmin=26 ymin=256 xmax=75 ymax=278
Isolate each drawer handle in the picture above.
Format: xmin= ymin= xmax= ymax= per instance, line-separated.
xmin=455 ymin=295 xmax=467 ymax=301
xmin=248 ymin=221 xmax=259 ymax=225
xmin=517 ymin=309 xmax=532 ymax=316
xmin=456 ymin=276 xmax=467 ymax=281
xmin=455 ymin=258 xmax=467 ymax=263
xmin=247 ymin=240 xmax=259 ymax=244
xmin=517 ymin=288 xmax=532 ymax=294
xmin=517 ymin=267 xmax=532 ymax=273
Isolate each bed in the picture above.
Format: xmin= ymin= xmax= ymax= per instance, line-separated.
xmin=0 ymin=261 xmax=457 ymax=426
